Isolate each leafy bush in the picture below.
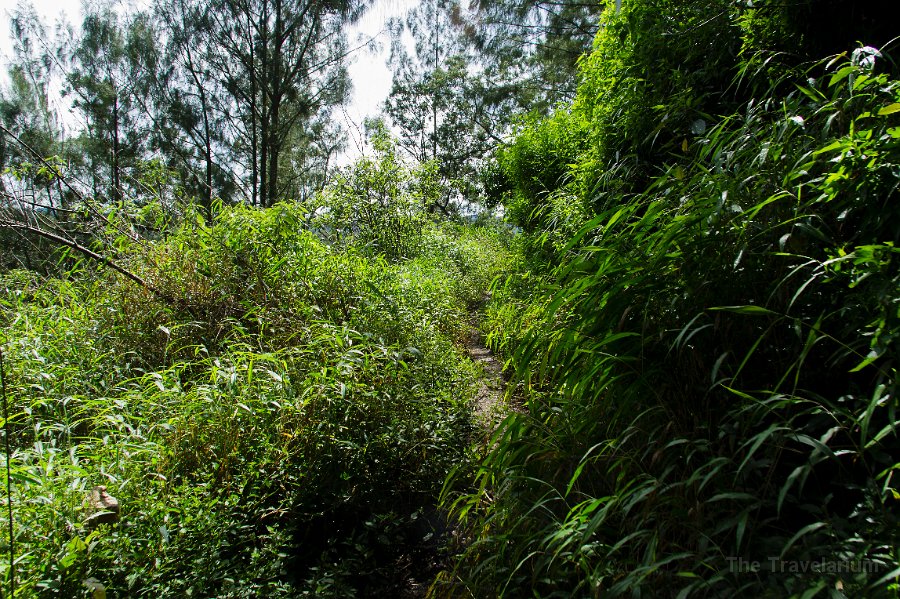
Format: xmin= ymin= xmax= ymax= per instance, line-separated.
xmin=0 ymin=167 xmax=510 ymax=595
xmin=310 ymin=130 xmax=438 ymax=262
xmin=442 ymin=4 xmax=900 ymax=597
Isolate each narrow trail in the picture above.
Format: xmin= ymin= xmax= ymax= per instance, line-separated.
xmin=462 ymin=305 xmax=523 ymax=430
xmin=464 ymin=327 xmax=509 ymax=427
xmin=397 ymin=313 xmax=517 ymax=599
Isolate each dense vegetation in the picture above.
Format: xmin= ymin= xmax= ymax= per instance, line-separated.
xmin=0 ymin=138 xmax=512 ymax=595
xmin=440 ymin=0 xmax=900 ymax=597
xmin=2 ymin=0 xmax=899 ymax=597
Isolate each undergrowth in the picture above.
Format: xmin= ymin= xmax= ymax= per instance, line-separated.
xmin=0 ymin=141 xmax=513 ymax=596
xmin=4 ymin=1 xmax=899 ymax=597
xmin=440 ymin=1 xmax=900 ymax=597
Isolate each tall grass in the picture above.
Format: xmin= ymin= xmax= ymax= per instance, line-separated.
xmin=441 ymin=21 xmax=900 ymax=599
xmin=0 ymin=173 xmax=512 ymax=596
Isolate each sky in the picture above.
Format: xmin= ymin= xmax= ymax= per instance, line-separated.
xmin=0 ymin=0 xmax=416 ymax=164
xmin=341 ymin=0 xmax=417 ymax=160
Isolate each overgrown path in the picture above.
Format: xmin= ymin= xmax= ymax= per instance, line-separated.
xmin=463 ymin=323 xmax=511 ymax=428
xmin=393 ymin=313 xmax=514 ymax=598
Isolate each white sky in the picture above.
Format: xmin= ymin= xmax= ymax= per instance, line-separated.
xmin=0 ymin=0 xmax=77 ymax=61
xmin=0 ymin=0 xmax=415 ymax=164
xmin=341 ymin=0 xmax=416 ymax=161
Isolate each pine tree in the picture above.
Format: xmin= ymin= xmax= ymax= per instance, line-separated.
xmin=384 ymin=0 xmax=493 ymax=213
xmin=1 ymin=3 xmax=67 ymax=207
xmin=465 ymin=0 xmax=603 ymax=112
xmin=65 ymin=5 xmax=145 ymax=203
xmin=195 ymin=0 xmax=357 ymax=207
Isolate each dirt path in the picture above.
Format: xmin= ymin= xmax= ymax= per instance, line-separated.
xmin=463 ymin=323 xmax=514 ymax=429
xmin=392 ymin=317 xmax=519 ymax=598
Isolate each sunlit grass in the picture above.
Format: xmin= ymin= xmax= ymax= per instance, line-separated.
xmin=0 ymin=187 xmax=513 ymax=596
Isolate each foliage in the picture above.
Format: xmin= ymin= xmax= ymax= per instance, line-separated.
xmin=310 ymin=127 xmax=431 ymax=259
xmin=385 ymin=0 xmax=604 ymax=209
xmin=738 ymin=0 xmax=899 ymax=66
xmin=7 ymin=0 xmax=900 ymax=597
xmin=461 ymin=0 xmax=602 ymax=114
xmin=491 ymin=108 xmax=590 ymax=242
xmin=442 ymin=1 xmax=900 ymax=597
xmin=0 ymin=163 xmax=511 ymax=596
xmin=1 ymin=0 xmax=364 ymax=210
xmin=384 ymin=0 xmax=493 ymax=210
xmin=491 ymin=0 xmax=744 ymax=231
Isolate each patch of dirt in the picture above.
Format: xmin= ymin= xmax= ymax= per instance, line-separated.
xmin=463 ymin=322 xmax=519 ymax=430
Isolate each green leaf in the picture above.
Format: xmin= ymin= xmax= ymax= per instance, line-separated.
xmin=828 ymin=65 xmax=856 ymax=87
xmin=709 ymin=305 xmax=777 ymax=316
xmin=737 ymin=424 xmax=788 ymax=475
xmin=860 ymin=384 xmax=887 ymax=446
xmin=877 ymin=103 xmax=900 ymax=116
xmin=869 ymin=565 xmax=900 ymax=589
xmin=778 ymin=465 xmax=808 ymax=516
xmin=849 ymin=350 xmax=879 ymax=373
xmin=798 ymin=581 xmax=827 ymax=599
xmin=779 ymin=521 xmax=827 ymax=558
xmin=736 ymin=510 xmax=749 ymax=552
xmin=814 ymin=140 xmax=844 ymax=155
xmin=709 ymin=492 xmax=757 ymax=503
xmin=8 ymin=471 xmax=42 ymax=486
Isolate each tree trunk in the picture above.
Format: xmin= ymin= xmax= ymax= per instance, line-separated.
xmin=267 ymin=112 xmax=280 ymax=205
xmin=267 ymin=0 xmax=284 ymax=205
xmin=112 ymin=95 xmax=122 ymax=204
xmin=248 ymin=8 xmax=259 ymax=207
xmin=183 ymin=39 xmax=215 ymax=211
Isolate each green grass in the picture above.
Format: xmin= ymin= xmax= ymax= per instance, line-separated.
xmin=439 ymin=4 xmax=900 ymax=596
xmin=0 ymin=189 xmax=513 ymax=596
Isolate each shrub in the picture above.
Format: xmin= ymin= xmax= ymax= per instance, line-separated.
xmin=443 ymin=16 xmax=900 ymax=599
xmin=1 ymin=178 xmax=510 ymax=594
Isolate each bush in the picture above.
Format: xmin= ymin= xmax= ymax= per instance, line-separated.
xmin=442 ymin=8 xmax=900 ymax=597
xmin=1 ymin=170 xmax=510 ymax=595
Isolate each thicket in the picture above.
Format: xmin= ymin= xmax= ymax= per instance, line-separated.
xmin=4 ymin=0 xmax=900 ymax=596
xmin=442 ymin=0 xmax=900 ymax=597
xmin=0 ymin=140 xmax=512 ymax=596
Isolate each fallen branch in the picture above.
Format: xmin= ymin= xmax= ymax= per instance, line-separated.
xmin=0 ymin=218 xmax=149 ymax=289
